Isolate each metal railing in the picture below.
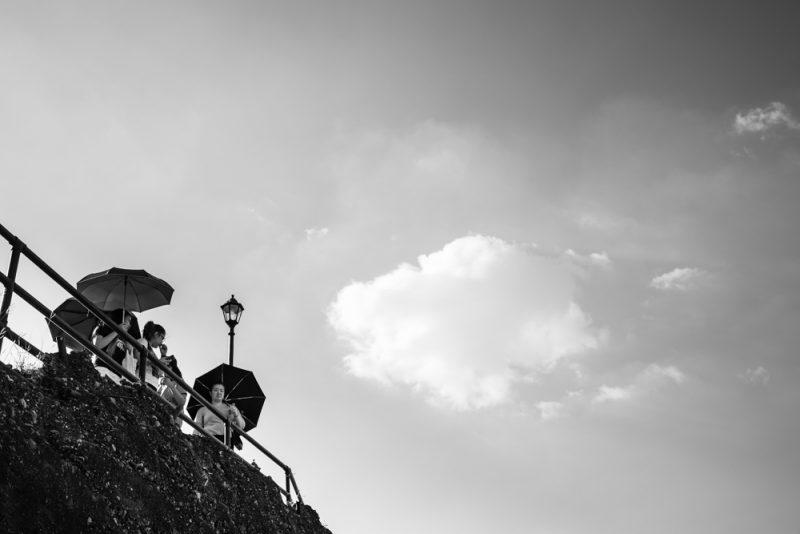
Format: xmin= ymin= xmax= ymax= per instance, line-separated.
xmin=0 ymin=221 xmax=302 ymax=505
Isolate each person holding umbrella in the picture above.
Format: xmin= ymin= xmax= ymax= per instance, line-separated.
xmin=92 ymin=309 xmax=140 ymax=384
xmin=187 ymin=363 xmax=266 ymax=449
xmin=77 ymin=267 xmax=174 ymax=387
xmin=137 ymin=321 xmax=168 ymax=390
xmin=193 ymin=383 xmax=245 ymax=448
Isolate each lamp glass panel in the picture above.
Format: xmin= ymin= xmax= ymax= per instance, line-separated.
xmin=222 ymin=299 xmax=244 ymax=324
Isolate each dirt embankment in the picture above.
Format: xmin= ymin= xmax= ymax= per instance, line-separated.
xmin=0 ymin=351 xmax=332 ymax=534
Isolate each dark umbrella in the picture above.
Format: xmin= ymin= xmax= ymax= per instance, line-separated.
xmin=187 ymin=363 xmax=266 ymax=431
xmin=77 ymin=267 xmax=174 ymax=313
xmin=47 ymin=300 xmax=142 ymax=352
xmin=46 ymin=298 xmax=98 ymax=351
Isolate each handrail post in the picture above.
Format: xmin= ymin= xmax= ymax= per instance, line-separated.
xmin=285 ymin=470 xmax=294 ymax=506
xmin=56 ymin=336 xmax=67 ymax=358
xmin=289 ymin=472 xmax=304 ymax=505
xmin=0 ymin=238 xmax=23 ymax=355
xmin=138 ymin=347 xmax=146 ymax=384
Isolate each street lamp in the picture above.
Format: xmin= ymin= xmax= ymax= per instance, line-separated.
xmin=221 ymin=295 xmax=244 ymax=366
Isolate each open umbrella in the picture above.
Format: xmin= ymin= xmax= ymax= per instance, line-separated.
xmin=46 ymin=298 xmax=98 ymax=351
xmin=47 ymin=299 xmax=143 ymax=351
xmin=187 ymin=363 xmax=266 ymax=431
xmin=77 ymin=267 xmax=174 ymax=313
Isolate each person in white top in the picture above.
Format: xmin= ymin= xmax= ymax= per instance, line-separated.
xmin=193 ymin=383 xmax=245 ymax=447
xmin=137 ymin=321 xmax=166 ymax=390
xmin=92 ymin=309 xmax=138 ymax=384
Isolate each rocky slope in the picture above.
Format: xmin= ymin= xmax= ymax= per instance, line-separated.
xmin=0 ymin=351 xmax=332 ymax=534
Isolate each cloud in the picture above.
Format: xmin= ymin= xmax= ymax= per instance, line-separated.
xmin=645 ymin=364 xmax=686 ymax=384
xmin=741 ymin=366 xmax=770 ymax=386
xmin=592 ymin=385 xmax=633 ymax=403
xmin=734 ymin=102 xmax=800 ymax=134
xmin=536 ymin=401 xmax=565 ymax=421
xmin=650 ymin=267 xmax=709 ymax=291
xmin=563 ymin=249 xmax=612 ymax=270
xmin=327 ymin=235 xmax=607 ymax=410
xmin=305 ymin=227 xmax=330 ymax=241
xmin=592 ymin=364 xmax=685 ymax=404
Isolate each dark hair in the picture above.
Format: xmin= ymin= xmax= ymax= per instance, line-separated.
xmin=106 ymin=308 xmax=130 ymax=324
xmin=96 ymin=309 xmax=140 ymax=338
xmin=142 ymin=321 xmax=166 ymax=341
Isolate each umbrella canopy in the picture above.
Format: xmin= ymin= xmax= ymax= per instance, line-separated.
xmin=47 ymin=298 xmax=97 ymax=351
xmin=47 ymin=300 xmax=142 ymax=351
xmin=77 ymin=267 xmax=174 ymax=313
xmin=187 ymin=363 xmax=266 ymax=431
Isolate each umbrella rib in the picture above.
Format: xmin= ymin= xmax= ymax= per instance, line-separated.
xmin=228 ymin=376 xmax=249 ymax=393
xmin=135 ymin=282 xmax=142 ymax=312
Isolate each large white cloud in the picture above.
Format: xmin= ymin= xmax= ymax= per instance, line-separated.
xmin=327 ymin=235 xmax=607 ymax=410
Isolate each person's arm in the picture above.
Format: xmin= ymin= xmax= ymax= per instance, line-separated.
xmin=172 ymin=386 xmax=187 ymax=410
xmin=228 ymin=404 xmax=245 ymax=430
xmin=193 ymin=407 xmax=206 ymax=435
xmin=92 ymin=328 xmax=119 ymax=351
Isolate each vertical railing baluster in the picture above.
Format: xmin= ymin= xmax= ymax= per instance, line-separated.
xmin=0 ymin=239 xmax=23 ymax=355
xmin=285 ymin=470 xmax=294 ymax=506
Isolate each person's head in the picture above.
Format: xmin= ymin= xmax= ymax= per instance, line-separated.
xmin=210 ymin=383 xmax=225 ymax=403
xmin=142 ymin=321 xmax=166 ymax=346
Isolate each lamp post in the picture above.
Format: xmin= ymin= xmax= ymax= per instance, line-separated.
xmin=221 ymin=295 xmax=244 ymax=366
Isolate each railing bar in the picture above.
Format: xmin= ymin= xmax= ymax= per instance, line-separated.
xmin=0 ymin=223 xmax=101 ymax=321
xmin=3 ymin=326 xmax=45 ymax=360
xmin=233 ymin=427 xmax=289 ymax=470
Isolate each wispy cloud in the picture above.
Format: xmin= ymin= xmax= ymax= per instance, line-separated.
xmin=650 ymin=267 xmax=709 ymax=291
xmin=536 ymin=401 xmax=565 ymax=421
xmin=734 ymin=102 xmax=800 ymax=134
xmin=305 ymin=227 xmax=330 ymax=241
xmin=563 ymin=249 xmax=612 ymax=270
xmin=645 ymin=364 xmax=686 ymax=385
xmin=327 ymin=235 xmax=607 ymax=410
xmin=593 ymin=385 xmax=633 ymax=403
xmin=741 ymin=366 xmax=770 ymax=386
xmin=592 ymin=364 xmax=685 ymax=405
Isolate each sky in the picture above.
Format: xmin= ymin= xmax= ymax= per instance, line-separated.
xmin=2 ymin=1 xmax=800 ymax=532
